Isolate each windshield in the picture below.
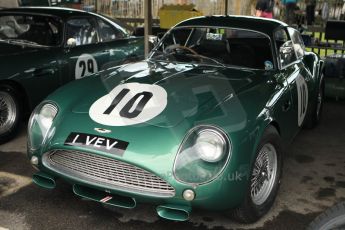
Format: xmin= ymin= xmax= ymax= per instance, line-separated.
xmin=0 ymin=14 xmax=62 ymax=47
xmin=150 ymin=26 xmax=274 ymax=70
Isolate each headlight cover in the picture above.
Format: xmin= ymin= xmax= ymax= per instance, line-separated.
xmin=28 ymin=103 xmax=58 ymax=151
xmin=173 ymin=125 xmax=231 ymax=184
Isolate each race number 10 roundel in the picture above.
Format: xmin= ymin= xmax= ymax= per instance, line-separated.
xmin=296 ymin=74 xmax=308 ymax=127
xmin=89 ymin=83 xmax=168 ymax=126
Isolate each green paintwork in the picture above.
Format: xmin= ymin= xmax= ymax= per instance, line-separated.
xmin=28 ymin=16 xmax=323 ymax=219
xmin=0 ymin=7 xmax=144 ymax=110
xmin=156 ymin=204 xmax=191 ymax=221
xmin=32 ymin=171 xmax=56 ymax=189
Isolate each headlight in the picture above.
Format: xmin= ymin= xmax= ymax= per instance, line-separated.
xmin=28 ymin=103 xmax=58 ymax=151
xmin=194 ymin=129 xmax=227 ymax=163
xmin=39 ymin=104 xmax=58 ymax=128
xmin=173 ymin=125 xmax=231 ymax=184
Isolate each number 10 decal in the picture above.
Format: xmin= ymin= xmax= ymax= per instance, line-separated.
xmin=296 ymin=74 xmax=308 ymax=127
xmin=103 ymin=88 xmax=153 ymax=118
xmin=89 ymin=83 xmax=168 ymax=126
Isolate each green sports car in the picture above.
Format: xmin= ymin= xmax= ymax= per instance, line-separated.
xmin=27 ymin=16 xmax=324 ymax=223
xmin=0 ymin=7 xmax=144 ymax=143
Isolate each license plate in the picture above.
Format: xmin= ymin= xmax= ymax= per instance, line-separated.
xmin=64 ymin=132 xmax=129 ymax=156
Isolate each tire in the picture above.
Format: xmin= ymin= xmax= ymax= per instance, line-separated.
xmin=307 ymin=202 xmax=345 ymax=230
xmin=304 ymin=76 xmax=324 ymax=129
xmin=0 ymin=85 xmax=22 ymax=144
xmin=231 ymin=126 xmax=283 ymax=223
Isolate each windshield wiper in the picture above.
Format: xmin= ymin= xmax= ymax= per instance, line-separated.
xmin=187 ymin=53 xmax=226 ymax=68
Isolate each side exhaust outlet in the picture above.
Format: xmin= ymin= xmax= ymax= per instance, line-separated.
xmin=32 ymin=172 xmax=56 ymax=189
xmin=156 ymin=204 xmax=191 ymax=221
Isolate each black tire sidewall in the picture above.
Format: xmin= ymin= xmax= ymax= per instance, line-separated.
xmin=304 ymin=77 xmax=324 ymax=129
xmin=0 ymin=85 xmax=22 ymax=144
xmin=315 ymin=79 xmax=325 ymax=123
xmin=307 ymin=201 xmax=345 ymax=230
xmin=241 ymin=126 xmax=283 ymax=222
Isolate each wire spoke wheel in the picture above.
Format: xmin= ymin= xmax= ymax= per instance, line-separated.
xmin=0 ymin=91 xmax=17 ymax=135
xmin=250 ymin=143 xmax=278 ymax=206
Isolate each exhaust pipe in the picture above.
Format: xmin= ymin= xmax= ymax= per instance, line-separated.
xmin=73 ymin=184 xmax=136 ymax=209
xmin=156 ymin=204 xmax=191 ymax=221
xmin=32 ymin=172 xmax=56 ymax=189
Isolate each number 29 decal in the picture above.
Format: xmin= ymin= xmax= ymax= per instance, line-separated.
xmin=296 ymin=74 xmax=308 ymax=127
xmin=89 ymin=83 xmax=168 ymax=126
xmin=75 ymin=54 xmax=98 ymax=79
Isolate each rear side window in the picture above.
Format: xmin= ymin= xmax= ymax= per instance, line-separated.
xmin=66 ymin=18 xmax=98 ymax=46
xmin=97 ymin=18 xmax=125 ymax=42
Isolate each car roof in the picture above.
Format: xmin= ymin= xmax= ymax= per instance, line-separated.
xmin=175 ymin=15 xmax=288 ymax=37
xmin=0 ymin=6 xmax=92 ymax=19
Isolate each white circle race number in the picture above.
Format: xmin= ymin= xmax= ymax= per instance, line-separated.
xmin=296 ymin=74 xmax=308 ymax=127
xmin=89 ymin=83 xmax=168 ymax=126
xmin=75 ymin=54 xmax=98 ymax=79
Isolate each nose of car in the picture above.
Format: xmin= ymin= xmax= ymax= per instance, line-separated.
xmin=49 ymin=111 xmax=188 ymax=175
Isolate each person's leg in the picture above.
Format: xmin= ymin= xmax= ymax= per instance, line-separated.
xmin=310 ymin=4 xmax=316 ymax=24
xmin=286 ymin=3 xmax=295 ymax=25
xmin=285 ymin=4 xmax=290 ymax=23
xmin=306 ymin=5 xmax=312 ymax=25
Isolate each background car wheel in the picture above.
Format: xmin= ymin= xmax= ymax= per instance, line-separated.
xmin=307 ymin=201 xmax=345 ymax=230
xmin=304 ymin=77 xmax=324 ymax=129
xmin=230 ymin=126 xmax=283 ymax=223
xmin=0 ymin=85 xmax=22 ymax=144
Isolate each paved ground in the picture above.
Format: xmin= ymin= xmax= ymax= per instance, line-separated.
xmin=0 ymin=100 xmax=345 ymax=230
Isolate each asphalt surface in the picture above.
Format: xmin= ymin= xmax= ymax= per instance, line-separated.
xmin=1 ymin=100 xmax=345 ymax=230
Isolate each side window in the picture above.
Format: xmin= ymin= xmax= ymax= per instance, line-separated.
xmin=0 ymin=15 xmax=62 ymax=46
xmin=66 ymin=18 xmax=98 ymax=46
xmin=288 ymin=27 xmax=305 ymax=59
xmin=275 ymin=28 xmax=297 ymax=67
xmin=97 ymin=18 xmax=125 ymax=42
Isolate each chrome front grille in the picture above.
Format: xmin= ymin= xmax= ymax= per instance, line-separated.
xmin=42 ymin=150 xmax=175 ymax=197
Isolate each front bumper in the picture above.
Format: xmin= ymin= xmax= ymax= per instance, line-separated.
xmin=29 ymin=146 xmax=248 ymax=218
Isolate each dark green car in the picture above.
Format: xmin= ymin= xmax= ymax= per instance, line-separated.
xmin=28 ymin=16 xmax=324 ymax=223
xmin=0 ymin=7 xmax=144 ymax=143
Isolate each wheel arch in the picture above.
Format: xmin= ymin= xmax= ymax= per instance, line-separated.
xmin=268 ymin=120 xmax=281 ymax=136
xmin=248 ymin=117 xmax=281 ymax=169
xmin=0 ymin=80 xmax=31 ymax=116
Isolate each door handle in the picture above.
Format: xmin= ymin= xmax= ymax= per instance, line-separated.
xmin=33 ymin=68 xmax=55 ymax=77
xmin=282 ymin=100 xmax=291 ymax=112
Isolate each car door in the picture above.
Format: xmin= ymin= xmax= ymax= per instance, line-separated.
xmin=60 ymin=16 xmax=110 ymax=83
xmin=273 ymin=28 xmax=301 ymax=141
xmin=275 ymin=27 xmax=312 ymax=141
xmin=287 ymin=28 xmax=313 ymax=130
xmin=95 ymin=16 xmax=144 ymax=69
xmin=9 ymin=14 xmax=63 ymax=107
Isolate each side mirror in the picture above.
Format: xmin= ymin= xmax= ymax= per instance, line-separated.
xmin=279 ymin=40 xmax=294 ymax=55
xmin=66 ymin=38 xmax=77 ymax=48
